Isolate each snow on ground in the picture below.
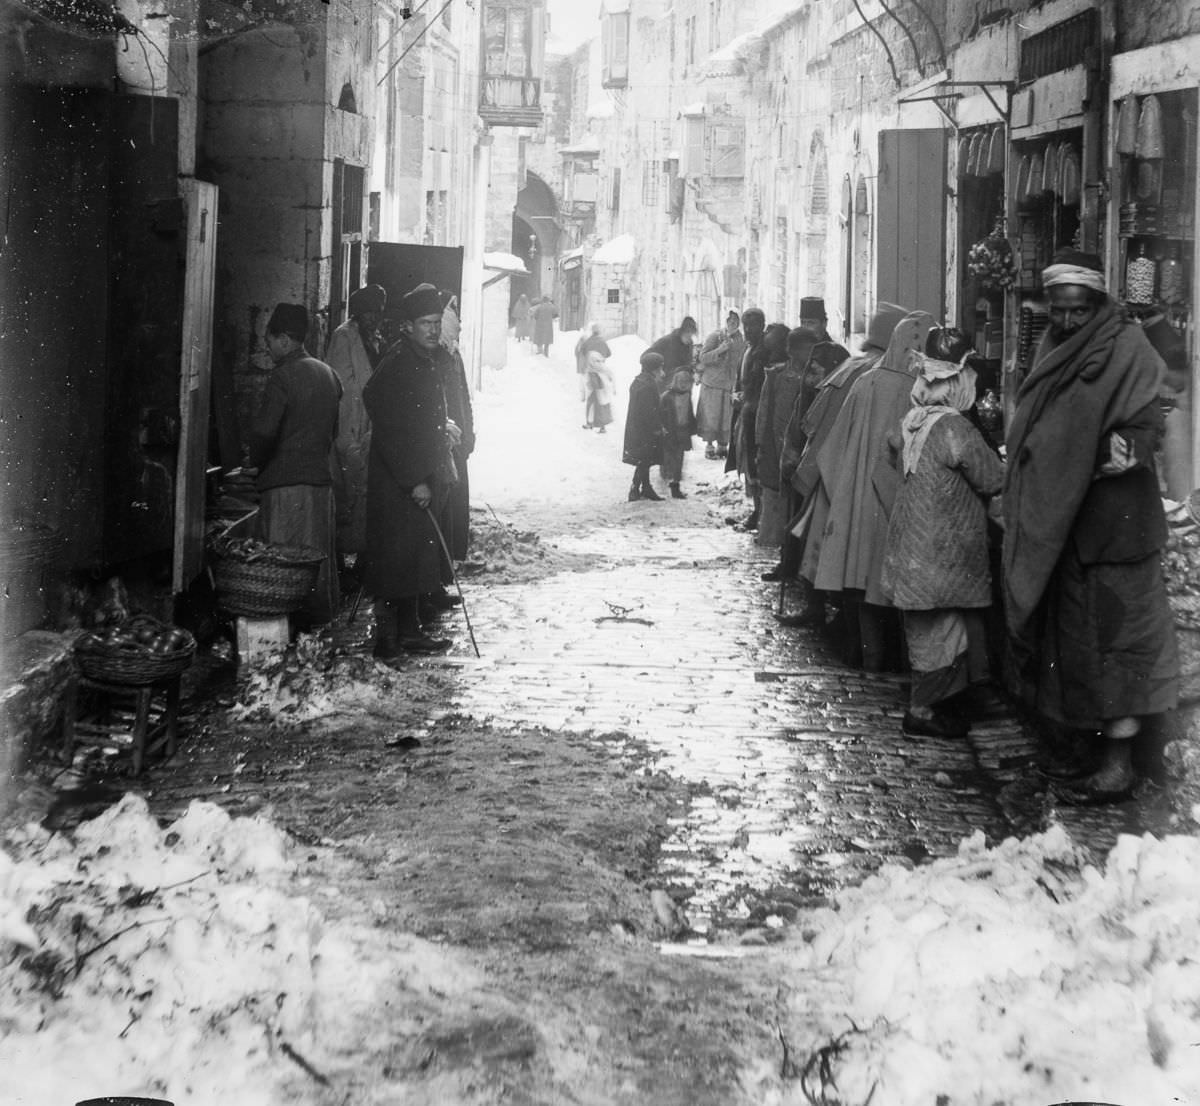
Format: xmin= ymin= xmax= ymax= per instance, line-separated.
xmin=5 ymin=333 xmax=1200 ymax=1104
xmin=5 ymin=797 xmax=1200 ymax=1104
xmin=0 ymin=794 xmax=476 ymax=1105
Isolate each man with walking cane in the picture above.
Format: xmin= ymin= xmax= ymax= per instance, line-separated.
xmin=363 ymin=283 xmax=458 ymax=658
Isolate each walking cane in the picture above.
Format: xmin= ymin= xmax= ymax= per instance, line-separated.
xmin=424 ymin=507 xmax=481 ymax=658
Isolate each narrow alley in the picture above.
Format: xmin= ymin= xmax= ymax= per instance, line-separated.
xmin=6 ymin=334 xmax=1192 ymax=1106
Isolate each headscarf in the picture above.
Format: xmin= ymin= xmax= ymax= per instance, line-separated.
xmin=901 ymin=357 xmax=978 ymax=475
xmin=879 ymin=311 xmax=935 ymax=374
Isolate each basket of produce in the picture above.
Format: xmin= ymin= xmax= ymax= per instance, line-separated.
xmin=209 ymin=536 xmax=324 ymax=618
xmin=75 ymin=615 xmax=196 ymax=685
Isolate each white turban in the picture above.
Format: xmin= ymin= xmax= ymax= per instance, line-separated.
xmin=1042 ymin=263 xmax=1106 ymax=294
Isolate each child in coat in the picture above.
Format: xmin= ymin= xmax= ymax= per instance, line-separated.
xmin=659 ymin=368 xmax=697 ymax=499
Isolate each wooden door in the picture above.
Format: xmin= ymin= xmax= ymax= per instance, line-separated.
xmin=173 ymin=180 xmax=218 ymax=592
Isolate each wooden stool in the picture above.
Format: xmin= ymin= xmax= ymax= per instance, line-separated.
xmin=61 ymin=673 xmax=182 ymax=775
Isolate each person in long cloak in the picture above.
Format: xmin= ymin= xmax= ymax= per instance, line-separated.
xmin=809 ymin=309 xmax=935 ymax=670
xmin=696 ymin=312 xmax=745 ymax=458
xmin=531 ymin=296 xmax=558 ymax=355
xmin=1003 ymin=249 xmax=1178 ymax=802
xmin=623 ymin=351 xmax=666 ymax=501
xmin=794 ymin=304 xmax=908 ymax=591
xmin=512 ymin=293 xmax=532 ymax=342
xmin=728 ymin=308 xmax=767 ymax=528
xmin=364 ymin=284 xmax=457 ymax=657
xmin=754 ymin=323 xmax=806 ymax=550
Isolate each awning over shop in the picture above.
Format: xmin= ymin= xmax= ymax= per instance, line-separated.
xmin=560 ymin=138 xmax=601 ymax=156
xmin=482 ymin=251 xmax=530 ymax=288
xmin=559 ymin=247 xmax=584 ymax=271
xmin=591 ymin=233 xmax=637 ymax=266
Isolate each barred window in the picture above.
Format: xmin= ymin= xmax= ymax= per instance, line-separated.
xmin=641 ymin=160 xmax=662 ymax=207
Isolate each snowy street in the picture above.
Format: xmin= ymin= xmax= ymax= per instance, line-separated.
xmin=3 ymin=334 xmax=1198 ymax=1106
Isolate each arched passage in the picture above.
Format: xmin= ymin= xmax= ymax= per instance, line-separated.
xmin=513 ymin=171 xmax=559 ymax=307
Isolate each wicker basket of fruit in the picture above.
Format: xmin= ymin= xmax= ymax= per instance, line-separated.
xmin=209 ymin=536 xmax=324 ymax=618
xmin=75 ymin=615 xmax=196 ymax=685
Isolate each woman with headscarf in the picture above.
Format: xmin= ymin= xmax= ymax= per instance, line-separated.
xmin=810 ymin=309 xmax=936 ymax=670
xmin=575 ymin=322 xmax=613 ymax=429
xmin=624 ymin=351 xmax=666 ymax=501
xmin=1003 ymin=249 xmax=1177 ymax=802
xmin=327 ymin=284 xmax=386 ymax=566
xmin=882 ymin=329 xmax=1005 ymax=738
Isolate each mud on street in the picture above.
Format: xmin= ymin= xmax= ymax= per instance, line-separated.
xmin=5 ymin=339 xmax=1192 ymax=1105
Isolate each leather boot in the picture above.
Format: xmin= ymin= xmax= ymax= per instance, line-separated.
xmin=628 ymin=480 xmax=641 ymax=503
xmin=669 ymin=482 xmax=687 ymax=499
xmin=640 ymin=484 xmax=664 ymax=501
xmin=372 ymin=600 xmax=402 ymax=660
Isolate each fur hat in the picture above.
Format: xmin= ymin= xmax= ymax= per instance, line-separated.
xmin=400 ymin=283 xmax=446 ymax=321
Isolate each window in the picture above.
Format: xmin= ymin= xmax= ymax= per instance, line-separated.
xmin=710 ymin=123 xmax=744 ymax=178
xmin=601 ymin=6 xmax=630 ymax=89
xmin=641 ymin=160 xmax=662 ymax=207
xmin=685 ymin=16 xmax=696 ymax=67
xmin=607 ymin=288 xmax=621 ymax=304
xmin=611 ymin=167 xmax=621 ymax=212
xmin=681 ymin=115 xmax=705 ymax=178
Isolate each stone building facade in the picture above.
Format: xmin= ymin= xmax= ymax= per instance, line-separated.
xmin=533 ymin=0 xmax=1198 ymax=490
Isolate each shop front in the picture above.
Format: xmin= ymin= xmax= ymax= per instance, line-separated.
xmin=1108 ymin=36 xmax=1200 ymax=499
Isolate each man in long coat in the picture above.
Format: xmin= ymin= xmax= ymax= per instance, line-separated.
xmin=531 ymin=296 xmax=557 ymax=356
xmin=728 ymin=307 xmax=766 ymax=528
xmin=249 ymin=302 xmax=342 ymax=628
xmin=809 ymin=310 xmax=934 ymax=670
xmin=363 ymin=284 xmax=456 ymax=657
xmin=696 ymin=312 xmax=745 ymax=458
xmin=648 ymin=316 xmax=699 ymax=375
xmin=327 ymin=284 xmax=386 ymax=568
xmin=1003 ymin=249 xmax=1178 ymax=802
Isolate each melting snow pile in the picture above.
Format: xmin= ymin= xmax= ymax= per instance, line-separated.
xmin=783 ymin=825 xmax=1200 ymax=1105
xmin=0 ymin=794 xmax=334 ymax=1105
xmin=230 ymin=632 xmax=444 ymax=724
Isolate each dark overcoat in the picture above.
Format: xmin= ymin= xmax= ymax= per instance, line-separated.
xmin=623 ymin=370 xmax=663 ymax=466
xmin=363 ymin=335 xmax=451 ymax=600
xmin=531 ymin=300 xmax=557 ymax=347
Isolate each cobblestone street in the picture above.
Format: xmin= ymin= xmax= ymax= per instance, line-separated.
xmin=7 ymin=337 xmax=1189 ymax=1106
xmin=155 ymin=336 xmax=1158 ymax=934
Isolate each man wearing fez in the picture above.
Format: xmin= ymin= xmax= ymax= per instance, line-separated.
xmin=363 ymin=283 xmax=458 ymax=657
xmin=248 ymin=302 xmax=343 ymax=627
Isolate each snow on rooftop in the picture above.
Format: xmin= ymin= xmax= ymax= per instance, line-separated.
xmin=483 ymin=252 xmax=529 ymax=273
xmin=591 ymin=233 xmax=637 ymax=265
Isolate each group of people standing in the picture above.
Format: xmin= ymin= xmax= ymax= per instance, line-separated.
xmin=713 ymin=250 xmax=1179 ymax=805
xmin=512 ymin=293 xmax=558 ymax=356
xmin=247 ymin=282 xmax=473 ymax=658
